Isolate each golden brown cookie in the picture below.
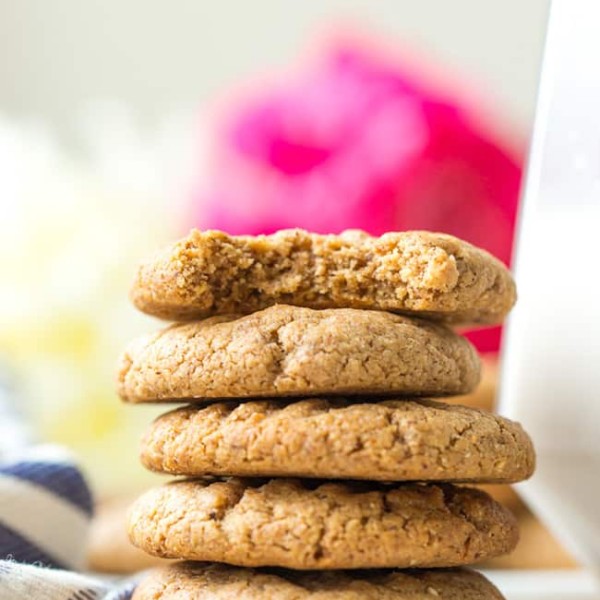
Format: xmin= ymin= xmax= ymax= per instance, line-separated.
xmin=133 ymin=562 xmax=505 ymax=599
xmin=127 ymin=479 xmax=518 ymax=569
xmin=130 ymin=229 xmax=515 ymax=325
xmin=140 ymin=398 xmax=535 ymax=483
xmin=118 ymin=305 xmax=480 ymax=403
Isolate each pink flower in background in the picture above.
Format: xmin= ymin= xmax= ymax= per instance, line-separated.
xmin=196 ymin=45 xmax=523 ymax=352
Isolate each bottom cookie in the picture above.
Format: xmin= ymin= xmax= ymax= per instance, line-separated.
xmin=132 ymin=562 xmax=505 ymax=599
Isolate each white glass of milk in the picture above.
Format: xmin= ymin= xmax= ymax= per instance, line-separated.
xmin=498 ymin=0 xmax=600 ymax=589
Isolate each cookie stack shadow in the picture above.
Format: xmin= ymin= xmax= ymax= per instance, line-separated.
xmin=118 ymin=229 xmax=535 ymax=599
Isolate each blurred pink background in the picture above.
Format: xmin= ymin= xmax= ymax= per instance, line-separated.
xmin=196 ymin=42 xmax=524 ymax=352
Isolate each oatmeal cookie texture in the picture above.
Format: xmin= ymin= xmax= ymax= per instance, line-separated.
xmin=140 ymin=398 xmax=535 ymax=483
xmin=118 ymin=305 xmax=480 ymax=403
xmin=130 ymin=229 xmax=516 ymax=325
xmin=132 ymin=562 xmax=505 ymax=599
xmin=127 ymin=479 xmax=518 ymax=570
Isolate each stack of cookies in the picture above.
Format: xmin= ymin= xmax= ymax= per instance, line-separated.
xmin=118 ymin=229 xmax=535 ymax=600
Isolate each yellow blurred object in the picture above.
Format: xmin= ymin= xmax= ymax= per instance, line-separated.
xmin=445 ymin=353 xmax=498 ymax=412
xmin=483 ymin=507 xmax=578 ymax=570
xmin=0 ymin=112 xmax=193 ymax=494
xmin=450 ymin=355 xmax=579 ymax=570
xmin=87 ymin=495 xmax=169 ymax=573
xmin=477 ymin=483 xmax=523 ymax=514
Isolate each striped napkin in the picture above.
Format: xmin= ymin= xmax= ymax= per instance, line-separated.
xmin=0 ymin=378 xmax=139 ymax=599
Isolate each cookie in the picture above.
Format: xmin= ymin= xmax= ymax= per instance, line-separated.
xmin=133 ymin=562 xmax=505 ymax=599
xmin=140 ymin=398 xmax=535 ymax=483
xmin=130 ymin=229 xmax=515 ymax=325
xmin=118 ymin=305 xmax=480 ymax=403
xmin=127 ymin=479 xmax=518 ymax=569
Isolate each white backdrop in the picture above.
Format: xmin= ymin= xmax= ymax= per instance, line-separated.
xmin=0 ymin=0 xmax=548 ymax=143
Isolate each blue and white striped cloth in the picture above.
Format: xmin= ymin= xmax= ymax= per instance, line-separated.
xmin=0 ymin=378 xmax=139 ymax=599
